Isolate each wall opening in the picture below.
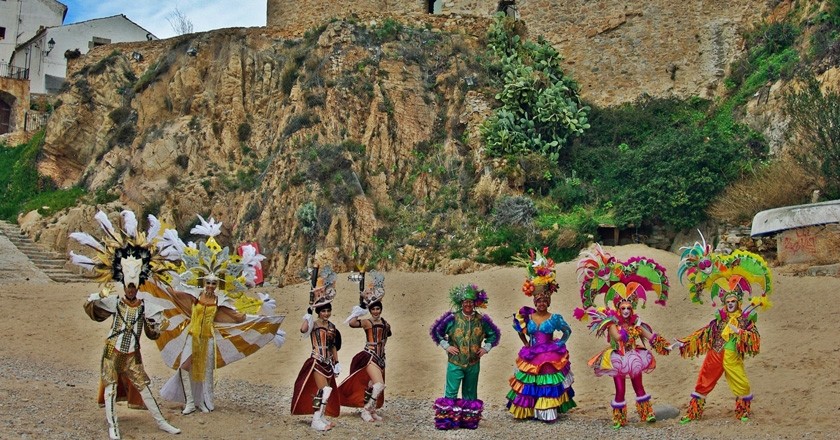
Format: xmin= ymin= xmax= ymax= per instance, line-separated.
xmin=427 ymin=0 xmax=442 ymax=14
xmin=89 ymin=36 xmax=111 ymax=49
xmin=0 ymin=92 xmax=15 ymax=135
xmin=497 ymin=1 xmax=517 ymax=17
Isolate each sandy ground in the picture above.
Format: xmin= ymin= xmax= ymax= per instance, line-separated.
xmin=0 ymin=240 xmax=837 ymax=439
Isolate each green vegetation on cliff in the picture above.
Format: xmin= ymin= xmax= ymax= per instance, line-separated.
xmin=0 ymin=131 xmax=84 ymax=221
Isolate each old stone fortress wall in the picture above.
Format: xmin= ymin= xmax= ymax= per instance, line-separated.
xmin=268 ymin=0 xmax=769 ymax=106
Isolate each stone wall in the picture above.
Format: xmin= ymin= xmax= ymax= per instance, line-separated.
xmin=0 ymin=76 xmax=31 ymax=145
xmin=267 ymin=0 xmax=771 ymax=106
xmin=777 ymin=224 xmax=840 ymax=265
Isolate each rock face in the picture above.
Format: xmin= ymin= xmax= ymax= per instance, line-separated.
xmin=28 ymin=4 xmax=824 ymax=283
xmin=268 ymin=0 xmax=771 ymax=106
xmin=35 ymin=23 xmax=494 ymax=284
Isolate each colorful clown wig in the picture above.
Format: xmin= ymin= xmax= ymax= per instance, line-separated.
xmin=448 ymin=283 xmax=488 ymax=311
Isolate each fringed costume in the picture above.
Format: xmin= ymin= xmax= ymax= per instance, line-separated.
xmin=339 ymin=271 xmax=391 ymax=422
xmin=574 ymin=245 xmax=671 ymax=429
xmin=71 ymin=210 xmax=181 ymax=439
xmin=676 ymin=237 xmax=772 ymax=423
xmin=430 ymin=284 xmax=500 ymax=430
xmin=507 ymin=248 xmax=576 ymax=422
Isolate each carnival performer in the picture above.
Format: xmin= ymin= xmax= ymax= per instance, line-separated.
xmin=149 ymin=215 xmax=285 ymax=415
xmin=429 ymin=284 xmax=500 ymax=430
xmin=574 ymin=245 xmax=671 ymax=429
xmin=339 ymin=270 xmax=391 ymax=422
xmin=674 ymin=238 xmax=772 ymax=423
xmin=507 ymin=248 xmax=576 ymax=422
xmin=291 ymin=265 xmax=343 ymax=431
xmin=70 ymin=210 xmax=181 ymax=439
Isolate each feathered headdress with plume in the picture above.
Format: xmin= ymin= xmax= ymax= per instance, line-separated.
xmin=68 ymin=209 xmax=172 ymax=286
xmin=678 ymin=232 xmax=773 ymax=310
xmin=311 ymin=265 xmax=338 ymax=308
xmin=361 ymin=270 xmax=385 ymax=306
xmin=161 ymin=215 xmax=264 ymax=296
xmin=573 ymin=244 xmax=669 ymax=322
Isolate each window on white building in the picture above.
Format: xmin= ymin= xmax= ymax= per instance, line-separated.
xmin=89 ymin=36 xmax=111 ymax=49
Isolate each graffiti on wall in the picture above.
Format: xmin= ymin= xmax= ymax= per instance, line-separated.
xmin=777 ymin=226 xmax=839 ymax=265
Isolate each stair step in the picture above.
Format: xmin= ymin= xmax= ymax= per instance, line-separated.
xmin=0 ymin=220 xmax=94 ymax=283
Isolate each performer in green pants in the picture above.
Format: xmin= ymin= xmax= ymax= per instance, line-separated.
xmin=430 ymin=284 xmax=500 ymax=429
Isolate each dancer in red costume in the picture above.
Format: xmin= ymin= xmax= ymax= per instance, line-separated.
xmin=339 ymin=270 xmax=391 ymax=422
xmin=290 ymin=265 xmax=342 ymax=431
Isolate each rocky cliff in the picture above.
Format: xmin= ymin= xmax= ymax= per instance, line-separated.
xmin=268 ymin=0 xmax=771 ymax=106
xmin=34 ymin=21 xmax=497 ymax=284
xmin=27 ymin=2 xmax=840 ymax=284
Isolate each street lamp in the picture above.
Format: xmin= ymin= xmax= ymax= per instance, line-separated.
xmin=44 ymin=38 xmax=56 ymax=55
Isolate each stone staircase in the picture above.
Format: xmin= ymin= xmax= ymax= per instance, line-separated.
xmin=0 ymin=220 xmax=90 ymax=283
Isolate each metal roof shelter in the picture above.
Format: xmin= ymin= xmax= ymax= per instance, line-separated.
xmin=751 ymin=200 xmax=840 ymax=237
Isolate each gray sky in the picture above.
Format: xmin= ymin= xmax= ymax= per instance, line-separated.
xmin=62 ymin=0 xmax=266 ymax=39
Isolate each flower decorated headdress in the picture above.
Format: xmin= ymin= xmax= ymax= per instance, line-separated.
xmin=160 ymin=215 xmax=264 ymax=296
xmin=573 ymin=244 xmax=669 ymax=321
xmin=69 ymin=210 xmax=172 ymax=287
xmin=678 ymin=234 xmax=772 ymax=310
xmin=517 ymin=247 xmax=558 ymax=300
xmin=448 ymin=283 xmax=488 ymax=311
xmin=310 ymin=265 xmax=338 ymax=308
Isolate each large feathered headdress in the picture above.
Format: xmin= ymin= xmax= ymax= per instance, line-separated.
xmin=162 ymin=215 xmax=264 ymax=295
xmin=678 ymin=233 xmax=773 ymax=310
xmin=68 ymin=210 xmax=172 ymax=287
xmin=574 ymin=244 xmax=669 ymax=320
xmin=361 ymin=270 xmax=385 ymax=306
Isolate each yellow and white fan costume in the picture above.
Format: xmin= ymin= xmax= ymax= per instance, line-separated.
xmin=144 ymin=215 xmax=286 ymax=414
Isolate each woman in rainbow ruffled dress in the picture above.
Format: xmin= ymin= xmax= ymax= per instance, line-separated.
xmin=506 ymin=248 xmax=577 ymax=422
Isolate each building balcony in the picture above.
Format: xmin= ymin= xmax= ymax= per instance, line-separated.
xmin=0 ymin=63 xmax=30 ymax=80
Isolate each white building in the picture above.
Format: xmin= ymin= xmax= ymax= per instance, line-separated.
xmin=11 ymin=15 xmax=156 ymax=94
xmin=0 ymin=0 xmax=67 ymax=66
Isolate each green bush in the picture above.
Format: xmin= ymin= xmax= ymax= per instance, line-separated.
xmin=294 ymin=139 xmax=363 ymax=205
xmin=108 ymin=107 xmax=132 ymax=125
xmin=549 ymin=176 xmax=591 ymax=210
xmin=372 ymin=18 xmax=403 ymax=44
xmin=238 ymin=122 xmax=252 ymax=141
xmin=481 ymin=14 xmax=589 ymax=162
xmin=20 ymin=187 xmax=85 ymax=216
xmin=570 ymin=95 xmax=762 ymax=229
xmin=492 ymin=195 xmax=537 ymax=227
xmin=605 ymin=127 xmax=752 ymax=229
xmin=88 ymin=50 xmax=121 ymax=76
xmin=296 ymin=201 xmax=319 ymax=237
xmin=784 ymin=74 xmax=840 ymax=197
xmin=283 ymin=112 xmax=319 ymax=137
xmin=0 ymin=131 xmax=84 ymax=221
